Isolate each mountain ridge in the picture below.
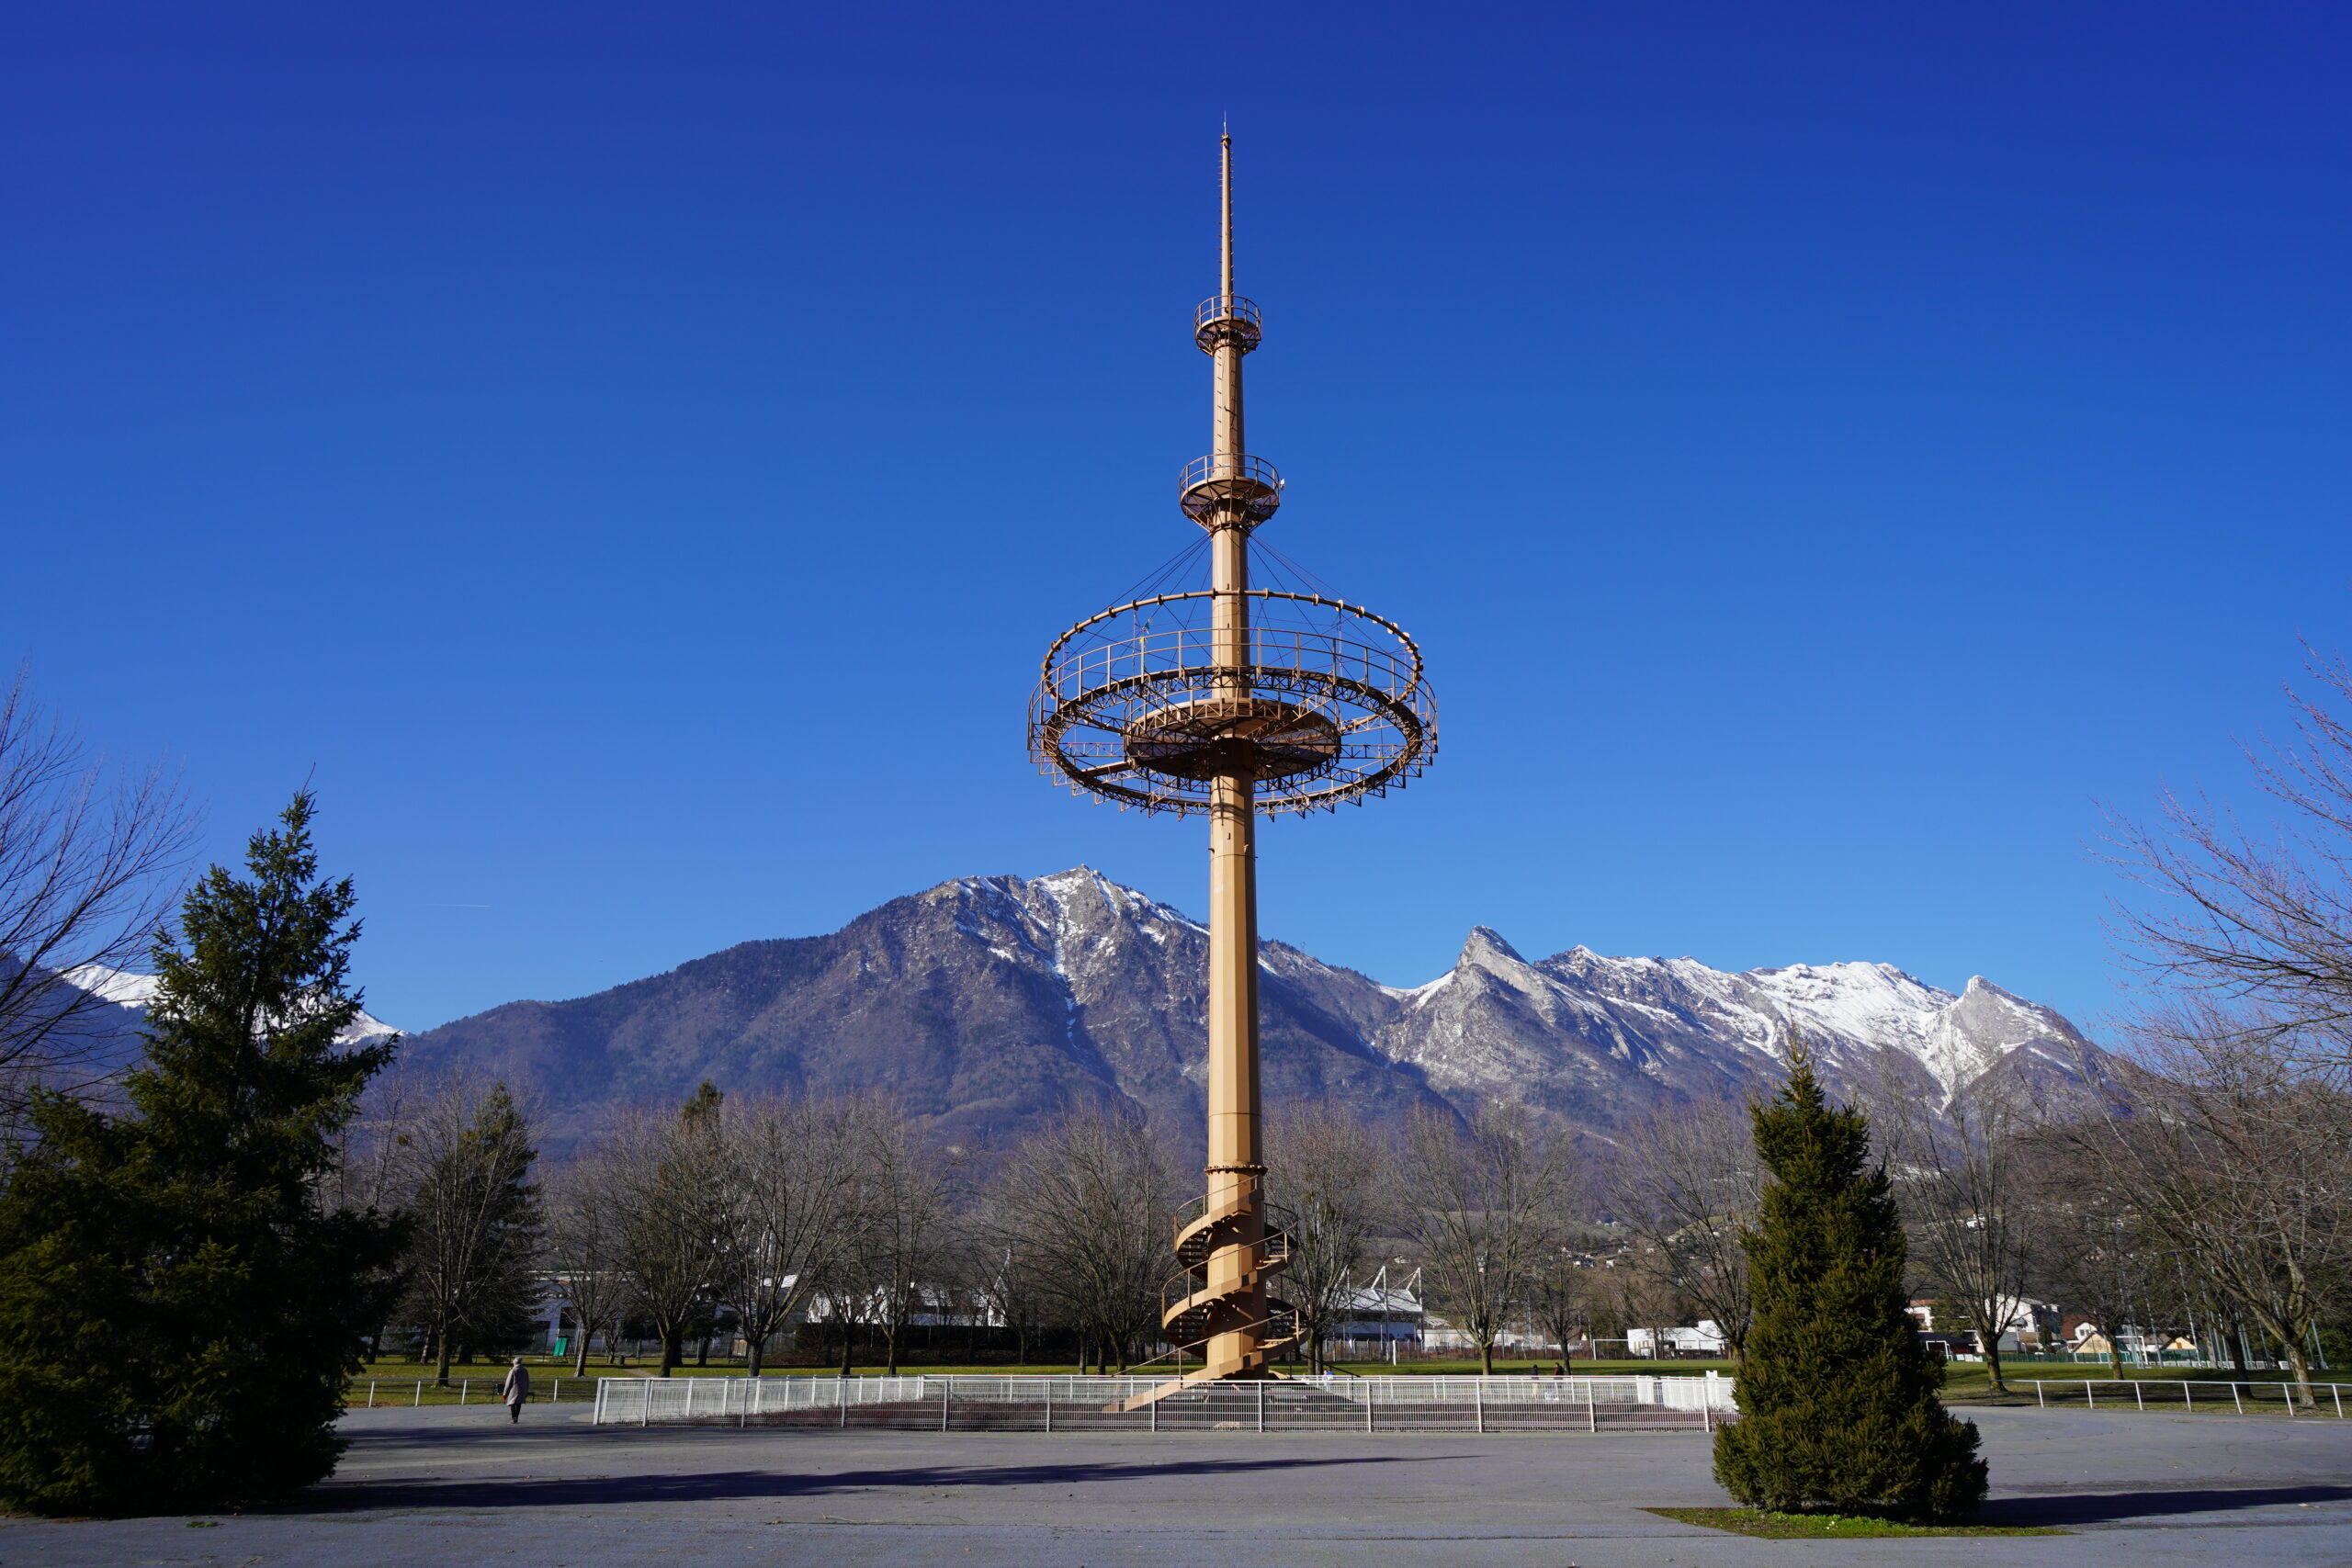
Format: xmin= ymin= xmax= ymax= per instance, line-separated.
xmin=349 ymin=868 xmax=2104 ymax=1154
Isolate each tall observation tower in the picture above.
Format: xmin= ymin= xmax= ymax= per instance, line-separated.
xmin=1030 ymin=137 xmax=1437 ymax=1393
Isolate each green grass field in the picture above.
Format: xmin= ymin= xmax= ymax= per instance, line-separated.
xmin=1647 ymin=1507 xmax=2064 ymax=1539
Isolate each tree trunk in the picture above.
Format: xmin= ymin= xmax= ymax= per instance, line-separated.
xmin=840 ymin=1318 xmax=855 ymax=1377
xmin=2285 ymin=1343 xmax=2315 ymax=1406
xmin=435 ymin=1324 xmax=454 ymax=1387
xmin=745 ymin=1327 xmax=766 ymax=1378
xmin=660 ymin=1327 xmax=682 ymax=1378
xmin=1981 ymin=1332 xmax=2007 ymax=1394
xmin=1479 ymin=1339 xmax=1495 ymax=1374
xmin=573 ymin=1331 xmax=593 ymax=1377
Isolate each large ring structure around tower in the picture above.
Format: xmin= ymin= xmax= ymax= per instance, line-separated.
xmin=1030 ymin=589 xmax=1436 ymax=817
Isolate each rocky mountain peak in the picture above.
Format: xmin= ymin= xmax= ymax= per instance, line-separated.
xmin=1456 ymin=924 xmax=1532 ymax=973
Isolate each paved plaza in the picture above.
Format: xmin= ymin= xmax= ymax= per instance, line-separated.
xmin=2 ymin=1402 xmax=2347 ymax=1566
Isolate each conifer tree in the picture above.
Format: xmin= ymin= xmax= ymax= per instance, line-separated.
xmin=0 ymin=794 xmax=402 ymax=1516
xmin=1713 ymin=1048 xmax=1986 ymax=1520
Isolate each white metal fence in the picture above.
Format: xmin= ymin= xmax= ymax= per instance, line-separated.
xmin=349 ymin=1376 xmax=599 ymax=1408
xmin=591 ymin=1372 xmax=1738 ymax=1433
xmin=2028 ymin=1379 xmax=2352 ymax=1417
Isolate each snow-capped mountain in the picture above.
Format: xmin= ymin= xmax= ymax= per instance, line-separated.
xmin=61 ymin=964 xmax=401 ymax=1046
xmin=394 ymin=868 xmax=2104 ymax=1154
xmin=1377 ymin=926 xmax=2097 ymax=1131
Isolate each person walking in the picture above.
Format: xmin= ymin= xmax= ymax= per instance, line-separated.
xmin=502 ymin=1357 xmax=531 ymax=1424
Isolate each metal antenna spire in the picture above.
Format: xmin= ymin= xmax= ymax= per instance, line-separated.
xmin=1220 ymin=131 xmax=1235 ymax=302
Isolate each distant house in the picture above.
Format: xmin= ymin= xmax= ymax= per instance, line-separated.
xmin=1626 ymin=1322 xmax=1729 ymax=1358
xmin=2065 ymin=1318 xmax=2196 ymax=1359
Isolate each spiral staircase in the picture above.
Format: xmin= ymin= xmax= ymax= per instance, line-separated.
xmin=1117 ymin=1188 xmax=1301 ymax=1411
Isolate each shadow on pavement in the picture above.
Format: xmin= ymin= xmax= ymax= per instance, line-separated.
xmin=1988 ymin=1485 xmax=2352 ymax=1527
xmin=292 ymin=1453 xmax=1445 ymax=1514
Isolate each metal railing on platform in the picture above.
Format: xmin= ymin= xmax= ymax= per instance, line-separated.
xmin=590 ymin=1372 xmax=1738 ymax=1433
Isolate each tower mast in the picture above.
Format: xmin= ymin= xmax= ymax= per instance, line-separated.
xmin=1029 ymin=134 xmax=1436 ymax=1401
xmin=1201 ymin=130 xmax=1269 ymax=1381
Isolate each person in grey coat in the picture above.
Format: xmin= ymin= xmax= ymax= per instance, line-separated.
xmin=502 ymin=1358 xmax=531 ymax=1423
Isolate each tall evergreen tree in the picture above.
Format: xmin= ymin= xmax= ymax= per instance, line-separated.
xmin=0 ymin=794 xmax=403 ymax=1516
xmin=1713 ymin=1048 xmax=1986 ymax=1520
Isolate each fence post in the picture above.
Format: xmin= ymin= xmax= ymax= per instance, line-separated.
xmin=1258 ymin=1380 xmax=1266 ymax=1434
xmin=1475 ymin=1382 xmax=1484 ymax=1435
xmin=941 ymin=1381 xmax=951 ymax=1433
xmin=1702 ymin=1394 xmax=1712 ymax=1434
xmin=459 ymin=1379 xmax=469 ymax=1406
xmin=2134 ymin=1382 xmax=2143 ymax=1411
xmin=1367 ymin=1384 xmax=1375 ymax=1434
xmin=838 ymin=1375 xmax=847 ymax=1428
xmin=2233 ymin=1384 xmax=2244 ymax=1415
xmin=1151 ymin=1391 xmax=1159 ymax=1434
xmin=2084 ymin=1381 xmax=2093 ymax=1409
xmin=414 ymin=1380 xmax=423 ymax=1407
xmin=2184 ymin=1382 xmax=2193 ymax=1409
xmin=2035 ymin=1382 xmax=2044 ymax=1408
xmin=1588 ymin=1389 xmax=1597 ymax=1433
xmin=1044 ymin=1383 xmax=1052 ymax=1434
xmin=2335 ymin=1385 xmax=2344 ymax=1419
xmin=368 ymin=1381 xmax=377 ymax=1408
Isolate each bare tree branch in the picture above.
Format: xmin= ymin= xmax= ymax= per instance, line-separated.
xmin=1601 ymin=1100 xmax=1762 ymax=1362
xmin=0 ymin=672 xmax=196 ymax=1118
xmin=2107 ymin=649 xmax=2352 ymax=1066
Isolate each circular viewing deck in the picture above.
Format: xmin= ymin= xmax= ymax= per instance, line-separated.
xmin=1029 ymin=590 xmax=1437 ymax=818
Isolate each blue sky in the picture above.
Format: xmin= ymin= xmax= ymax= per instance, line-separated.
xmin=6 ymin=3 xmax=2348 ymax=1034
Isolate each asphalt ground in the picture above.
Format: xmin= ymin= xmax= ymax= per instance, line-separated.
xmin=1 ymin=1402 xmax=2347 ymax=1566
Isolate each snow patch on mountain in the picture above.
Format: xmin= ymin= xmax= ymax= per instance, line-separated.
xmin=62 ymin=964 xmax=401 ymax=1044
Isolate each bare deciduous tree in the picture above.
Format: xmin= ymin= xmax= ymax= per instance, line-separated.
xmin=1396 ymin=1104 xmax=1566 ymax=1374
xmin=837 ymin=1099 xmax=953 ymax=1375
xmin=978 ymin=1108 xmax=1176 ymax=1373
xmin=2061 ymin=1000 xmax=2352 ymax=1405
xmin=396 ymin=1080 xmax=545 ymax=1383
xmin=0 ymin=674 xmax=194 ymax=1120
xmin=2019 ymin=1138 xmax=2156 ymax=1377
xmin=708 ymin=1095 xmax=864 ymax=1375
xmin=956 ymin=1228 xmax=1052 ymax=1366
xmin=1602 ymin=1100 xmax=1761 ymax=1362
xmin=608 ymin=1083 xmax=729 ymax=1376
xmin=1267 ymin=1105 xmax=1389 ymax=1373
xmin=1526 ymin=1245 xmax=1596 ymax=1363
xmin=1875 ymin=1050 xmax=2038 ymax=1394
xmin=545 ymin=1152 xmax=631 ymax=1374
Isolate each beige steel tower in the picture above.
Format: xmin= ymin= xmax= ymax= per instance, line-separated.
xmin=1030 ymin=137 xmax=1435 ymax=1393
